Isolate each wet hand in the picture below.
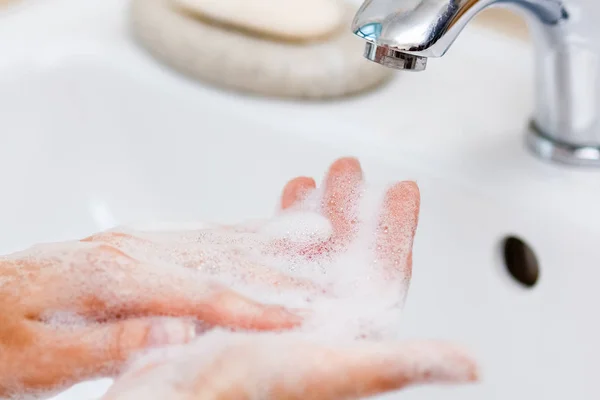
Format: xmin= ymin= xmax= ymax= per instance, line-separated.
xmin=0 ymin=242 xmax=301 ymax=397
xmin=101 ymin=330 xmax=478 ymax=400
xmin=87 ymin=157 xmax=420 ymax=297
xmin=0 ymin=156 xmax=422 ymax=397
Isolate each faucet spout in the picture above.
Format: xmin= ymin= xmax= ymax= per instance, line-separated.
xmin=351 ymin=0 xmax=600 ymax=167
xmin=352 ymin=0 xmax=568 ymax=59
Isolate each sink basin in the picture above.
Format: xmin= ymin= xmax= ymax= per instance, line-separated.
xmin=1 ymin=0 xmax=599 ymax=399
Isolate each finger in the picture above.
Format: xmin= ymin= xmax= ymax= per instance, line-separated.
xmin=376 ymin=181 xmax=420 ymax=284
xmin=143 ymin=271 xmax=306 ymax=330
xmin=9 ymin=318 xmax=196 ymax=396
xmin=21 ymin=241 xmax=305 ymax=332
xmin=76 ymin=272 xmax=304 ymax=332
xmin=46 ymin=245 xmax=305 ymax=331
xmin=268 ymin=340 xmax=478 ymax=399
xmin=322 ymin=157 xmax=363 ymax=245
xmin=281 ymin=177 xmax=316 ymax=210
xmin=101 ymin=336 xmax=478 ymax=400
xmin=191 ymin=286 xmax=305 ymax=330
xmin=84 ymin=230 xmax=320 ymax=293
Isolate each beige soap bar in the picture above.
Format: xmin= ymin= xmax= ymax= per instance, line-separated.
xmin=172 ymin=0 xmax=345 ymax=42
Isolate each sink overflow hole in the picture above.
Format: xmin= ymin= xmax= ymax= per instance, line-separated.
xmin=502 ymin=236 xmax=539 ymax=288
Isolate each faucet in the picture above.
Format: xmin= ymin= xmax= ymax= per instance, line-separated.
xmin=352 ymin=0 xmax=600 ymax=167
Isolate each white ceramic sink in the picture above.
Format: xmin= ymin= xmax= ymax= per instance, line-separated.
xmin=1 ymin=0 xmax=599 ymax=399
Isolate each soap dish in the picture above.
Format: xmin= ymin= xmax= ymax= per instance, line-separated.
xmin=129 ymin=0 xmax=394 ymax=99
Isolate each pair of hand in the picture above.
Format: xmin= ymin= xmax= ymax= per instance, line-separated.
xmin=0 ymin=157 xmax=477 ymax=399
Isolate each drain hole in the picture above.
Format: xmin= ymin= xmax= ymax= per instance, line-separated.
xmin=502 ymin=236 xmax=539 ymax=288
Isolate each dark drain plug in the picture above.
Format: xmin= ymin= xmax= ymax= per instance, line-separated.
xmin=502 ymin=236 xmax=540 ymax=288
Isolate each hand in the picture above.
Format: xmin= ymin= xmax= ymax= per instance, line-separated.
xmin=86 ymin=157 xmax=420 ymax=339
xmin=279 ymin=157 xmax=419 ymax=296
xmin=87 ymin=157 xmax=419 ymax=295
xmin=0 ymin=242 xmax=302 ymax=398
xmin=0 ymin=157 xmax=376 ymax=397
xmin=0 ymin=156 xmax=422 ymax=398
xmin=101 ymin=158 xmax=460 ymax=400
xmin=101 ymin=330 xmax=478 ymax=400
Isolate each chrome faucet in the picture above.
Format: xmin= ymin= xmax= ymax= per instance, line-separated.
xmin=352 ymin=0 xmax=600 ymax=167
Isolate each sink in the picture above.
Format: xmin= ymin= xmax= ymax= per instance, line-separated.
xmin=1 ymin=0 xmax=599 ymax=399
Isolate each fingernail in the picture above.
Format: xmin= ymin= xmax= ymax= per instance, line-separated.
xmin=428 ymin=349 xmax=480 ymax=384
xmin=147 ymin=318 xmax=196 ymax=346
xmin=270 ymin=306 xmax=306 ymax=328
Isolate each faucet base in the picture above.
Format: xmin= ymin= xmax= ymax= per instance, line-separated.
xmin=526 ymin=123 xmax=600 ymax=167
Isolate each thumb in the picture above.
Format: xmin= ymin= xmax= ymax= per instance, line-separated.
xmin=24 ymin=318 xmax=196 ymax=394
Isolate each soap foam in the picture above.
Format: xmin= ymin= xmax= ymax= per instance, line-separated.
xmin=0 ymin=178 xmax=416 ymax=342
xmin=0 ymin=178 xmax=419 ymax=399
xmin=103 ymin=179 xmax=414 ymax=341
xmin=0 ymin=173 xmax=426 ymax=398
